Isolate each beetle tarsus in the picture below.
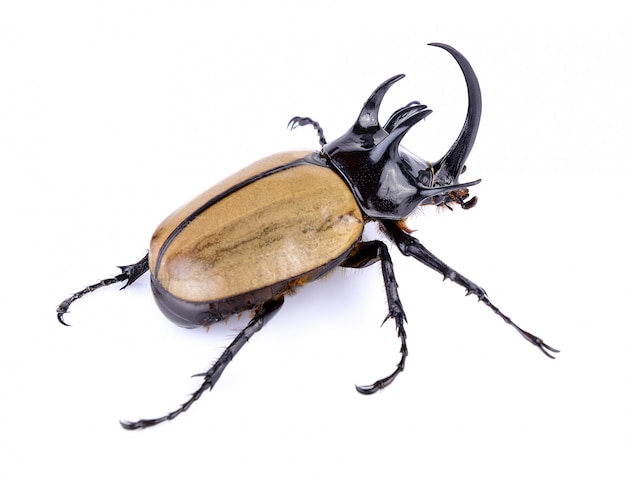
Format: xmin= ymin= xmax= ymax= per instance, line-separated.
xmin=479 ymin=296 xmax=560 ymax=358
xmin=56 ymin=303 xmax=72 ymax=326
xmin=383 ymin=220 xmax=559 ymax=358
xmin=342 ymin=241 xmax=409 ymax=394
xmin=355 ymin=363 xmax=404 ymax=395
xmin=287 ymin=116 xmax=327 ymax=147
xmin=56 ymin=253 xmax=149 ymax=325
xmin=120 ymin=296 xmax=284 ymax=430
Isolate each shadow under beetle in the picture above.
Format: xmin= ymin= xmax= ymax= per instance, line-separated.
xmin=57 ymin=43 xmax=558 ymax=430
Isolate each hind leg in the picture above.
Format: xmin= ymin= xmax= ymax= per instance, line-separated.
xmin=57 ymin=253 xmax=149 ymax=325
xmin=120 ymin=295 xmax=285 ymax=430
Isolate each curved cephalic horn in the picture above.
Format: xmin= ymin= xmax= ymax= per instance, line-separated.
xmin=428 ymin=43 xmax=482 ymax=185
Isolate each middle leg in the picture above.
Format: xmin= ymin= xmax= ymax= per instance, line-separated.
xmin=341 ymin=240 xmax=408 ymax=394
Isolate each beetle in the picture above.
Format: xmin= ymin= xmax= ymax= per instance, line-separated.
xmin=57 ymin=43 xmax=558 ymax=430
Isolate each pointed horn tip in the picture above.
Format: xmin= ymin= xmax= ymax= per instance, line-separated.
xmin=461 ymin=178 xmax=481 ymax=189
xmin=370 ymin=74 xmax=405 ymax=96
xmin=375 ymin=74 xmax=406 ymax=94
xmin=389 ymin=73 xmax=406 ymax=82
xmin=427 ymin=42 xmax=455 ymax=52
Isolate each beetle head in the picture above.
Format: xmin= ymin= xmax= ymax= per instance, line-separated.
xmin=325 ymin=43 xmax=482 ymax=219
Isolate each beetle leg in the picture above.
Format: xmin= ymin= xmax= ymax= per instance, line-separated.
xmin=287 ymin=116 xmax=327 ymax=147
xmin=382 ymin=221 xmax=559 ymax=358
xmin=120 ymin=296 xmax=284 ymax=430
xmin=56 ymin=253 xmax=149 ymax=325
xmin=341 ymin=241 xmax=408 ymax=394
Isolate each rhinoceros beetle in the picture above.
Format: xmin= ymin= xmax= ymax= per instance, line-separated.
xmin=57 ymin=43 xmax=558 ymax=430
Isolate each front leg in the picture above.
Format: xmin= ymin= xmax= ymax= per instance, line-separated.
xmin=382 ymin=221 xmax=559 ymax=358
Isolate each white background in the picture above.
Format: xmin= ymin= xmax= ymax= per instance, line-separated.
xmin=2 ymin=1 xmax=624 ymax=475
